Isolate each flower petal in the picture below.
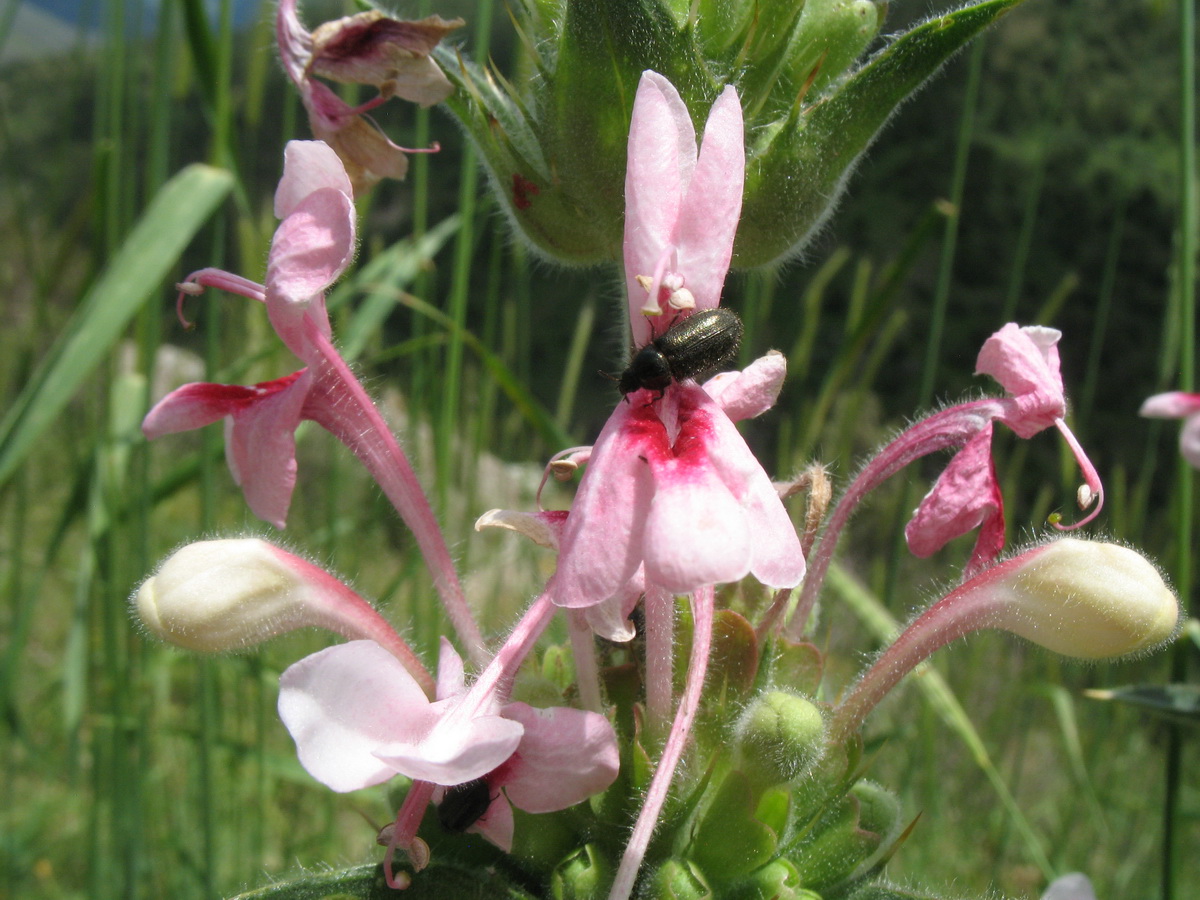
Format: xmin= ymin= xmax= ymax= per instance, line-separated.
xmin=1140 ymin=391 xmax=1200 ymax=419
xmin=689 ymin=386 xmax=805 ymax=588
xmin=278 ymin=640 xmax=437 ymax=793
xmin=673 ymin=84 xmax=744 ymax=310
xmin=267 ymin=185 xmax=357 ymax=307
xmin=554 ymin=402 xmax=660 ymax=608
xmin=976 ymin=323 xmax=1065 ymax=437
xmin=469 ymin=792 xmax=515 ymax=852
xmin=702 ymin=351 xmax=786 ymax=422
xmin=275 ymin=140 xmax=355 ymax=219
xmin=435 ymin=636 xmax=466 ymax=701
xmin=905 ymin=423 xmax=1005 ymax=571
xmin=142 ymin=380 xmax=286 ymax=439
xmin=643 ymin=450 xmax=752 ymax=592
xmin=374 ymin=709 xmax=523 ymax=786
xmin=498 ymin=702 xmax=619 ymax=813
xmin=623 ymin=71 xmax=698 ymax=344
xmin=224 ymin=370 xmax=313 ymax=529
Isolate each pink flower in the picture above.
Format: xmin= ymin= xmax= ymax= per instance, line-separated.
xmin=905 ymin=324 xmax=1103 ymax=575
xmin=278 ymin=637 xmax=618 ymax=852
xmin=276 ymin=0 xmax=462 ymax=194
xmin=1140 ymin=391 xmax=1200 ymax=468
xmin=789 ymin=324 xmax=1105 ymax=635
xmin=143 ymin=141 xmax=353 ymax=528
xmin=143 ymin=139 xmax=487 ymax=662
xmin=553 ymin=72 xmax=805 ymax=614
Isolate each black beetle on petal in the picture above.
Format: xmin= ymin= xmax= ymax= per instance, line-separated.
xmin=619 ymin=308 xmax=744 ymax=396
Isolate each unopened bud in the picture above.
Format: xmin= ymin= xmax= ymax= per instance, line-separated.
xmin=736 ymin=690 xmax=826 ymax=786
xmin=134 ymin=539 xmax=418 ymax=671
xmin=136 ymin=539 xmax=325 ymax=651
xmin=989 ymin=538 xmax=1179 ymax=659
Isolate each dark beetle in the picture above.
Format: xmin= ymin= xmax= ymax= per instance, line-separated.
xmin=438 ymin=778 xmax=493 ymax=832
xmin=619 ymin=308 xmax=743 ymax=396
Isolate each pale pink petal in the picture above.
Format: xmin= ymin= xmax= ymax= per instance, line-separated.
xmin=278 ymin=640 xmax=437 ymax=793
xmin=695 ymin=386 xmax=805 ymax=587
xmin=275 ymin=141 xmax=354 ymax=219
xmin=672 ymin=84 xmax=744 ymax=311
xmin=643 ymin=452 xmax=751 ymax=592
xmin=976 ymin=324 xmax=1065 ymax=437
xmin=266 ymin=186 xmax=356 ymax=306
xmin=1140 ymin=391 xmax=1200 ymax=419
xmin=435 ymin=637 xmax=466 ymax=701
xmin=906 ymin=424 xmax=1004 ymax=568
xmin=498 ymin=703 xmax=619 ymax=813
xmin=469 ymin=793 xmax=514 ymax=852
xmin=374 ymin=709 xmax=523 ymax=786
xmin=1180 ymin=413 xmax=1200 ymax=469
xmin=554 ymin=403 xmax=661 ymax=608
xmin=583 ymin=569 xmax=645 ymax=642
xmin=623 ymin=71 xmax=698 ymax=343
xmin=702 ymin=351 xmax=786 ymax=422
xmin=225 ymin=370 xmax=312 ymax=529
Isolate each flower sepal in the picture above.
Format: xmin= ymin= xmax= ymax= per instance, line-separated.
xmin=438 ymin=0 xmax=1028 ymax=265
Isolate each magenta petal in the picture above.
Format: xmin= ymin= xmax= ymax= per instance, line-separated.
xmin=225 ymin=370 xmax=312 ymax=529
xmin=142 ymin=381 xmax=268 ymax=439
xmin=673 ymin=84 xmax=744 ymax=310
xmin=499 ymin=703 xmax=619 ymax=814
xmin=278 ymin=640 xmax=437 ymax=793
xmin=906 ymin=424 xmax=1003 ymax=560
xmin=554 ymin=403 xmax=661 ymax=608
xmin=275 ymin=141 xmax=355 ymax=219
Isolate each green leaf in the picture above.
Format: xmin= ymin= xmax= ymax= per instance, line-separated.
xmin=690 ymin=771 xmax=778 ymax=880
xmin=227 ymin=863 xmax=538 ymax=900
xmin=740 ymin=0 xmax=1030 ymax=265
xmin=0 ymin=164 xmax=234 ymax=487
xmin=1084 ymin=683 xmax=1200 ymax=725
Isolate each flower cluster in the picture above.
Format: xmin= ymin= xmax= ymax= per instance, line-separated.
xmin=131 ymin=7 xmax=1182 ymax=900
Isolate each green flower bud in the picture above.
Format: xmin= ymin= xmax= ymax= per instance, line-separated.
xmin=438 ymin=0 xmax=1027 ymax=266
xmin=735 ymin=691 xmax=826 ymax=786
xmin=552 ymin=844 xmax=610 ymax=900
xmin=727 ymin=859 xmax=815 ymax=900
xmin=647 ymin=859 xmax=711 ymax=899
xmin=849 ymin=780 xmax=901 ymax=845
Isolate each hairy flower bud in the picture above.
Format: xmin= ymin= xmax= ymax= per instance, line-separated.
xmin=987 ymin=538 xmax=1180 ymax=658
xmin=134 ymin=539 xmax=418 ymax=666
xmin=735 ymin=690 xmax=826 ymax=786
xmin=830 ymin=538 xmax=1181 ymax=743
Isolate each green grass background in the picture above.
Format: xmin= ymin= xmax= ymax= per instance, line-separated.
xmin=0 ymin=0 xmax=1196 ymax=898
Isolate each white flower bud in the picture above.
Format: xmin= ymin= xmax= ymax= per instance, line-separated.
xmin=134 ymin=538 xmax=419 ymax=668
xmin=135 ymin=539 xmax=330 ymax=652
xmin=989 ymin=538 xmax=1179 ymax=659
